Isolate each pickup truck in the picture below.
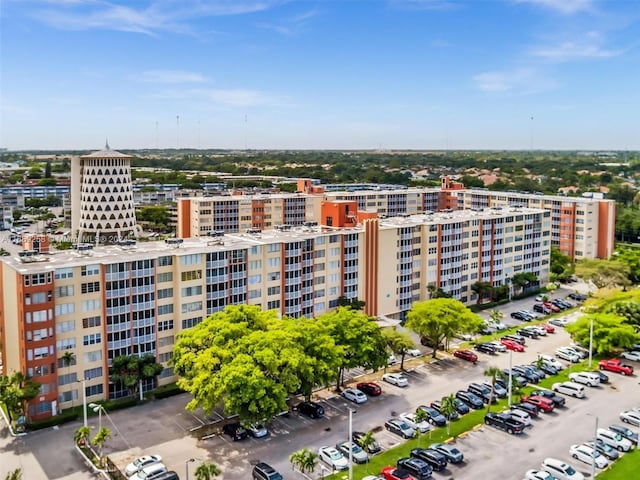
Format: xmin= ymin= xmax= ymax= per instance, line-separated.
xmin=484 ymin=412 xmax=525 ymax=434
xmin=599 ymin=359 xmax=634 ymax=375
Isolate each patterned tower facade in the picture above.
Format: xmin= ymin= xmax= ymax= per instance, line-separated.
xmin=71 ymin=144 xmax=139 ymax=243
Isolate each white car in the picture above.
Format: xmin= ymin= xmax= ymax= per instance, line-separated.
xmin=124 ymin=455 xmax=163 ymax=477
xmin=247 ymin=423 xmax=269 ymax=438
xmin=552 ymin=381 xmax=585 ymax=398
xmin=488 ymin=341 xmax=507 ymax=353
xmin=620 ymin=410 xmax=640 ymax=426
xmin=535 ymin=295 xmax=546 ymax=302
xmin=530 ymin=325 xmax=547 ymax=336
xmin=507 ymin=409 xmax=532 ymax=427
xmin=555 ymin=347 xmax=581 ymax=363
xmin=399 ymin=412 xmax=431 ymax=433
xmin=342 ymin=388 xmax=368 ymax=404
xmin=621 ymin=350 xmax=640 ymax=362
xmin=128 ymin=463 xmax=167 ymax=480
xmin=541 ymin=458 xmax=584 ymax=480
xmin=521 ymin=310 xmax=540 ymax=319
xmin=539 ymin=355 xmax=564 ymax=370
xmin=597 ymin=428 xmax=633 ymax=452
xmin=406 ymin=348 xmax=422 ymax=357
xmin=524 ymin=470 xmax=555 ymax=480
xmin=388 ymin=354 xmax=398 ymax=365
xmin=382 ymin=373 xmax=409 ymax=387
xmin=569 ymin=444 xmax=609 ymax=469
xmin=318 ymin=446 xmax=349 ymax=471
xmin=568 ymin=371 xmax=600 ymax=387
xmin=548 ymin=317 xmax=569 ymax=327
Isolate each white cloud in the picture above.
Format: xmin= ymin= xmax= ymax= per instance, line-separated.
xmin=513 ymin=0 xmax=595 ymax=15
xmin=530 ymin=31 xmax=623 ymax=60
xmin=136 ymin=70 xmax=207 ymax=84
xmin=151 ymin=87 xmax=285 ymax=107
xmin=473 ymin=68 xmax=558 ymax=94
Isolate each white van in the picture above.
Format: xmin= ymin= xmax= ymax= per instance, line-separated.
xmin=568 ymin=371 xmax=600 ymax=387
xmin=551 ymin=381 xmax=585 ymax=398
xmin=129 ymin=464 xmax=168 ymax=480
xmin=597 ymin=428 xmax=633 ymax=452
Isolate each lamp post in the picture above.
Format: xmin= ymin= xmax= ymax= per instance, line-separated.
xmin=587 ymin=413 xmax=598 ymax=479
xmin=348 ymin=408 xmax=354 ymax=480
xmin=185 ymin=458 xmax=196 ymax=480
xmin=508 ymin=349 xmax=513 ymax=408
xmin=77 ymin=378 xmax=87 ymax=428
xmin=89 ymin=402 xmax=103 ymax=431
xmin=588 ymin=315 xmax=594 ymax=369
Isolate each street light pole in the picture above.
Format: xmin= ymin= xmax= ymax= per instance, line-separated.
xmin=348 ymin=409 xmax=353 ymax=480
xmin=508 ymin=349 xmax=513 ymax=408
xmin=78 ymin=378 xmax=87 ymax=428
xmin=588 ymin=315 xmax=594 ymax=369
xmin=587 ymin=414 xmax=598 ymax=479
xmin=89 ymin=403 xmax=102 ymax=431
xmin=185 ymin=458 xmax=196 ymax=480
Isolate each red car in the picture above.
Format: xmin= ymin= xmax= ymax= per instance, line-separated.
xmin=521 ymin=395 xmax=554 ymax=412
xmin=500 ymin=339 xmax=525 ymax=352
xmin=541 ymin=323 xmax=555 ymax=333
xmin=542 ymin=302 xmax=560 ymax=313
xmin=453 ymin=349 xmax=478 ymax=363
xmin=356 ymin=382 xmax=382 ymax=396
xmin=381 ymin=466 xmax=416 ymax=480
xmin=599 ymin=359 xmax=634 ymax=375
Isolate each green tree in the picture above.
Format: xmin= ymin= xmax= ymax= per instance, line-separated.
xmin=317 ymin=307 xmax=388 ymax=390
xmin=488 ymin=310 xmax=503 ymax=324
xmin=440 ymin=394 xmax=458 ymax=435
xmin=74 ymin=426 xmax=91 ymax=446
xmin=483 ymin=366 xmax=504 ymax=413
xmin=511 ymin=272 xmax=538 ymax=295
xmin=3 ymin=469 xmax=22 ymax=480
xmin=137 ymin=206 xmax=171 ymax=227
xmin=289 ymin=448 xmax=318 ymax=475
xmin=382 ymin=328 xmax=416 ymax=370
xmin=194 ymin=462 xmax=221 ymax=480
xmin=575 ymin=258 xmax=632 ymax=290
xmin=550 ymin=247 xmax=574 ymax=282
xmin=91 ymin=426 xmax=111 ymax=467
xmin=566 ymin=314 xmax=639 ymax=354
xmin=44 ymin=161 xmax=52 ymax=178
xmin=406 ymin=299 xmax=484 ymax=358
xmin=471 ymin=281 xmax=493 ymax=304
xmin=0 ymin=372 xmax=40 ymax=424
xmin=109 ymin=353 xmax=163 ymax=399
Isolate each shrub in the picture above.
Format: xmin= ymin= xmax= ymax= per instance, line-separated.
xmin=29 ymin=410 xmax=78 ymax=430
xmin=150 ymin=383 xmax=185 ymax=400
xmin=101 ymin=397 xmax=138 ymax=412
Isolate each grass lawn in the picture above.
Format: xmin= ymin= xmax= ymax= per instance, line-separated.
xmin=597 ymin=449 xmax=640 ymax=479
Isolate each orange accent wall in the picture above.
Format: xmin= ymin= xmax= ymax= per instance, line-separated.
xmin=559 ymin=204 xmax=576 ymax=260
xmin=177 ymin=199 xmax=191 ymax=238
xmin=597 ymin=201 xmax=615 ymax=259
xmin=363 ymin=219 xmax=379 ymax=317
xmin=320 ymin=200 xmax=359 ymax=228
xmin=252 ymin=199 xmax=266 ymax=230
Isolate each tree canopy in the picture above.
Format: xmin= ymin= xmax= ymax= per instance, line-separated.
xmin=565 ymin=313 xmax=639 ymax=354
xmin=574 ymin=258 xmax=632 ymax=290
xmin=109 ymin=354 xmax=163 ymax=398
xmin=382 ymin=328 xmax=417 ymax=370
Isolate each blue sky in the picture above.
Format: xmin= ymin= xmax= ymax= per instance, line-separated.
xmin=1 ymin=0 xmax=639 ymax=151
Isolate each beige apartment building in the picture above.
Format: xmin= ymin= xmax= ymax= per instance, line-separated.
xmin=1 ymin=205 xmax=549 ymax=420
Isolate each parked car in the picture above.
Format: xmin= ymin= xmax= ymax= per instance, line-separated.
xmin=512 ymin=402 xmax=539 ymax=418
xmin=514 ymin=365 xmax=544 ymax=382
xmin=488 ymin=341 xmax=507 ymax=353
xmin=336 ymin=441 xmax=369 ymax=464
xmin=583 ymin=440 xmax=619 ymax=461
xmin=620 ymin=409 xmax=640 ymax=426
xmin=222 ymin=423 xmax=249 ymax=441
xmin=297 ymin=401 xmax=325 ymax=419
xmin=502 ymin=334 xmax=526 ymax=345
xmin=548 ymin=317 xmax=569 ymax=327
xmin=569 ymin=444 xmax=609 ymax=469
xmin=568 ymin=344 xmax=589 ymax=359
xmin=252 ymin=462 xmax=283 ymax=480
xmin=538 ymin=354 xmax=564 ymax=371
xmin=517 ymin=327 xmax=539 ymax=339
xmin=380 ymin=466 xmax=416 ymax=480
xmin=357 ymin=382 xmax=382 ymax=396
xmin=507 ymin=408 xmax=532 ymax=427
xmin=552 ymin=381 xmax=585 ymax=398
xmin=125 ymin=455 xmax=163 ymax=477
xmin=529 ymin=389 xmax=566 ymax=407
xmin=409 ymin=448 xmax=447 ymax=471
xmin=511 ymin=311 xmax=531 ymax=321
xmin=497 ymin=372 xmax=527 ymax=389
xmin=406 ymin=348 xmax=422 ymax=357
xmin=452 ymin=397 xmax=471 ymax=415
xmin=620 ymin=350 xmax=640 ymax=362
xmin=555 ymin=347 xmax=581 ymax=363
xmin=128 ymin=464 xmax=169 ymax=480
xmin=467 ymin=383 xmax=497 ymax=404
xmin=396 ymin=457 xmax=433 ymax=480
xmin=429 ymin=400 xmax=459 ymax=420
xmin=554 ymin=299 xmax=574 ymax=309
xmin=536 ymin=362 xmax=559 ymax=376
xmin=540 ymin=323 xmax=555 ymax=333
xmin=246 ymin=423 xmax=269 ymax=438
xmin=352 ymin=431 xmax=382 ymax=454
xmin=529 ymin=325 xmax=547 ymax=336
xmin=474 ymin=343 xmax=497 ymax=354
xmin=453 ymin=349 xmax=478 ymax=363
xmin=416 ymin=406 xmax=447 ymax=426
xmin=568 ymin=293 xmax=587 ymax=301
xmin=400 ymin=412 xmax=431 ymax=433
xmin=599 ymin=359 xmax=634 ymax=375
xmin=384 ymin=418 xmax=416 ymax=439
xmin=342 ymin=388 xmax=368 ymax=404
xmin=520 ymin=395 xmax=554 ymax=413
xmin=596 ymin=428 xmax=633 ymax=452
xmin=429 ymin=442 xmax=464 ymax=463
xmin=521 ymin=309 xmax=541 ymax=319
xmin=596 ymin=371 xmax=609 ymax=383
xmin=319 ymin=446 xmax=349 ymax=471
xmin=382 ymin=373 xmax=409 ymax=387
xmin=608 ymin=424 xmax=639 ymax=444
xmin=542 ymin=302 xmax=560 ymax=313
xmin=455 ymin=390 xmax=484 ymax=409
xmin=525 ymin=470 xmax=556 ymax=480
xmin=568 ymin=371 xmax=600 ymax=387
xmin=484 ymin=412 xmax=525 ymax=434
xmin=501 ymin=339 xmax=525 ymax=352
xmin=533 ymin=304 xmax=551 ymax=315
xmin=541 ymin=458 xmax=584 ymax=480
xmin=482 ymin=381 xmax=507 ymax=398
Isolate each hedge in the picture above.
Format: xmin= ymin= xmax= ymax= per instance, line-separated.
xmin=29 ymin=410 xmax=79 ymax=430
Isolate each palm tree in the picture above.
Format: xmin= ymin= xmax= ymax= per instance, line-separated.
xmin=194 ymin=462 xmax=221 ymax=480
xmin=483 ymin=366 xmax=504 ymax=413
xmin=358 ymin=431 xmax=376 ymax=471
xmin=414 ymin=408 xmax=429 ymax=447
xmin=4 ymin=469 xmax=22 ymax=480
xmin=289 ymin=448 xmax=317 ymax=475
xmin=59 ymin=351 xmax=75 ymax=412
xmin=91 ymin=426 xmax=111 ymax=467
xmin=488 ymin=309 xmax=503 ymax=324
xmin=74 ymin=426 xmax=91 ymax=447
xmin=440 ymin=394 xmax=458 ymax=435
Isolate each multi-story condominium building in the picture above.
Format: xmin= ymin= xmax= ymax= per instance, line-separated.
xmin=178 ymin=177 xmax=615 ymax=260
xmin=0 ymin=185 xmax=71 ymax=201
xmin=0 ymin=204 xmax=549 ymax=420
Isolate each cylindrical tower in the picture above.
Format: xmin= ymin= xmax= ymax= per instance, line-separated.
xmin=72 ymin=143 xmax=139 ymax=244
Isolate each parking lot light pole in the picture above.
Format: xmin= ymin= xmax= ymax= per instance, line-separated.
xmin=185 ymin=458 xmax=196 ymax=480
xmin=508 ymin=349 xmax=513 ymax=408
xmin=77 ymin=378 xmax=87 ymax=428
xmin=348 ymin=408 xmax=354 ymax=480
xmin=587 ymin=413 xmax=598 ymax=479
xmin=89 ymin=402 xmax=102 ymax=431
xmin=588 ymin=315 xmax=594 ymax=369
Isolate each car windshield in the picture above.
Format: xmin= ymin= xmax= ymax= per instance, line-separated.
xmin=565 ymin=466 xmax=576 ymax=475
xmin=133 ymin=459 xmax=147 ymax=467
xmin=614 ymin=433 xmax=624 ymax=441
xmin=449 ymin=447 xmax=460 ymax=455
xmin=398 ymin=421 xmax=410 ymax=429
xmin=351 ymin=444 xmax=363 ymax=453
xmin=329 ymin=451 xmax=342 ymax=460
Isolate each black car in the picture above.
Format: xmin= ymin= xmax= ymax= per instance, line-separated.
xmin=296 ymin=401 xmax=325 ymax=419
xmin=596 ymin=371 xmax=609 ymax=384
xmin=555 ymin=298 xmax=574 ymax=309
xmin=352 ymin=431 xmax=382 ymax=454
xmin=500 ymin=370 xmax=528 ymax=387
xmin=502 ymin=334 xmax=526 ymax=345
xmin=568 ymin=293 xmax=588 ymax=301
xmin=222 ymin=422 xmax=249 ymax=441
xmin=397 ymin=457 xmax=433 ymax=480
xmin=510 ymin=366 xmax=538 ymax=384
xmin=484 ymin=412 xmax=525 ymax=435
xmin=453 ymin=398 xmax=471 ymax=415
xmin=252 ymin=463 xmax=283 ymax=480
xmin=511 ymin=311 xmax=531 ymax=321
xmin=455 ymin=390 xmax=484 ymax=409
xmin=535 ymin=362 xmax=559 ymax=376
xmin=512 ymin=402 xmax=539 ymax=418
xmin=385 ymin=418 xmax=416 ymax=439
xmin=430 ymin=401 xmax=459 ymax=420
xmin=517 ymin=328 xmax=538 ymax=339
xmin=416 ymin=406 xmax=447 ymax=426
xmin=467 ymin=383 xmax=497 ymax=404
xmin=474 ymin=343 xmax=497 ymax=354
xmin=533 ymin=303 xmax=551 ymax=314
xmin=530 ymin=389 xmax=566 ymax=407
xmin=410 ymin=448 xmax=448 ymax=471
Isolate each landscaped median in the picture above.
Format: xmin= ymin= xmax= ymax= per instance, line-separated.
xmin=596 ymin=448 xmax=640 ymax=479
